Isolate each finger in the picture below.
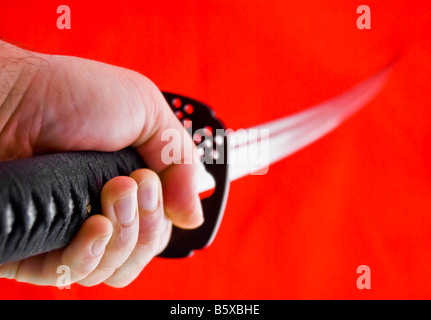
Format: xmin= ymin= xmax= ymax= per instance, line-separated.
xmin=131 ymin=83 xmax=204 ymax=229
xmin=104 ymin=169 xmax=171 ymax=288
xmin=0 ymin=214 xmax=113 ymax=286
xmin=78 ymin=176 xmax=139 ymax=287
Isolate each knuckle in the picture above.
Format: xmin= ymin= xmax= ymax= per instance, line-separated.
xmin=131 ymin=168 xmax=159 ymax=182
xmin=115 ymin=223 xmax=139 ymax=250
xmin=104 ymin=277 xmax=133 ymax=288
xmin=69 ymin=258 xmax=97 ymax=278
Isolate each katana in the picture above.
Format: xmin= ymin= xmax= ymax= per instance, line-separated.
xmin=0 ymin=65 xmax=392 ymax=263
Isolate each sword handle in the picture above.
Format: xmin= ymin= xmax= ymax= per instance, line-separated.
xmin=0 ymin=92 xmax=229 ymax=264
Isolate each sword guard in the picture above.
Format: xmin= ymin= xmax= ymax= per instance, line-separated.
xmin=0 ymin=92 xmax=229 ymax=263
xmin=158 ymin=93 xmax=230 ymax=257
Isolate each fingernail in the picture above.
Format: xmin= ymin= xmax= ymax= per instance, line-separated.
xmin=114 ymin=192 xmax=137 ymax=225
xmin=91 ymin=236 xmax=111 ymax=256
xmin=138 ymin=178 xmax=159 ymax=212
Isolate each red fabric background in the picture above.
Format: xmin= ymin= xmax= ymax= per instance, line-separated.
xmin=0 ymin=0 xmax=430 ymax=299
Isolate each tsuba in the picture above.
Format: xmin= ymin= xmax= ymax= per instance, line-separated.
xmin=159 ymin=92 xmax=230 ymax=258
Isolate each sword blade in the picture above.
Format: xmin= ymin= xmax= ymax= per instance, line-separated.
xmin=200 ymin=65 xmax=392 ymax=190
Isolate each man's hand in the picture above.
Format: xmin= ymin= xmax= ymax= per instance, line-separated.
xmin=0 ymin=40 xmax=203 ymax=287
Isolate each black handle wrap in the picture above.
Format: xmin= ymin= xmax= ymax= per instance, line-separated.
xmin=0 ymin=92 xmax=229 ymax=264
xmin=0 ymin=148 xmax=144 ymax=263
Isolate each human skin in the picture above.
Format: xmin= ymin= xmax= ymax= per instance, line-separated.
xmin=0 ymin=40 xmax=203 ymax=288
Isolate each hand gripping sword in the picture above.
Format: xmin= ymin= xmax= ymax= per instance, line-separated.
xmin=0 ymin=65 xmax=392 ymax=263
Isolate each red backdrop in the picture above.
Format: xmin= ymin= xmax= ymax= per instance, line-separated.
xmin=0 ymin=0 xmax=430 ymax=299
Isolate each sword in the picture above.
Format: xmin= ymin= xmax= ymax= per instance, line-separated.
xmin=0 ymin=65 xmax=392 ymax=263
xmin=200 ymin=64 xmax=392 ymax=191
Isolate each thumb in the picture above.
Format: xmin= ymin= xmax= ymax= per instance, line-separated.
xmin=130 ymin=79 xmax=205 ymax=229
